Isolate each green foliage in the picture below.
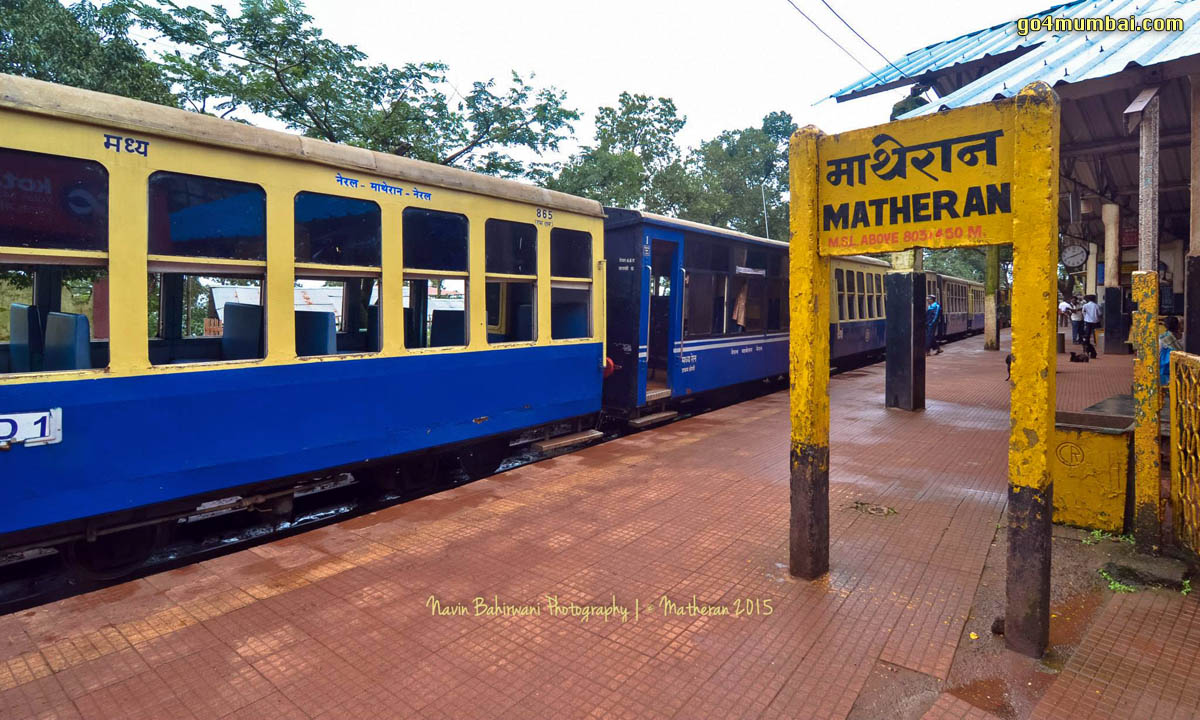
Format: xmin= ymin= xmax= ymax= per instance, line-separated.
xmin=0 ymin=0 xmax=176 ymax=105
xmin=546 ymin=93 xmax=689 ymax=208
xmin=546 ymin=102 xmax=795 ymax=242
xmin=1183 ymin=579 xmax=1192 ymax=596
xmin=129 ymin=0 xmax=577 ymax=177
xmin=684 ymin=111 xmax=795 ymax=240
xmin=1081 ymin=529 xmax=1135 ymax=546
xmin=1098 ymin=568 xmax=1137 ymax=593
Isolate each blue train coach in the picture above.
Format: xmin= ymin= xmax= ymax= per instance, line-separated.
xmin=602 ymin=210 xmax=789 ymax=421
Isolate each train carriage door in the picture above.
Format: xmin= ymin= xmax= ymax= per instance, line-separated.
xmin=646 ymin=238 xmax=677 ymax=401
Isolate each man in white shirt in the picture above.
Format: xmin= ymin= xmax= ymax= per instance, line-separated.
xmin=1081 ymin=294 xmax=1101 ymax=349
xmin=1069 ymin=296 xmax=1084 ymax=344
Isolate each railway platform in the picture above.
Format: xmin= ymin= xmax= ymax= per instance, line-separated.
xmin=2 ymin=332 xmax=1196 ymax=720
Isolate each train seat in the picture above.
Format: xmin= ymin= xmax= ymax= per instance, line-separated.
xmin=430 ymin=309 xmax=465 ymax=346
xmin=552 ymin=302 xmax=588 ymax=339
xmin=9 ymin=303 xmax=43 ymax=372
xmin=43 ymin=312 xmax=91 ymax=371
xmin=296 ymin=310 xmax=336 ymax=356
xmin=221 ymin=303 xmax=263 ymax=360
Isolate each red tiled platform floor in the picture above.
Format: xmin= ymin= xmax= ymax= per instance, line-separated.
xmin=2 ymin=331 xmax=1194 ymax=720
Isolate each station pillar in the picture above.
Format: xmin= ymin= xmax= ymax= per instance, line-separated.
xmin=884 ymin=272 xmax=926 ymax=410
xmin=1130 ymin=272 xmax=1162 ymax=550
xmin=984 ymin=245 xmax=1001 ymax=351
xmin=788 ymin=126 xmax=831 ymax=580
xmin=1101 ymin=203 xmax=1128 ymax=354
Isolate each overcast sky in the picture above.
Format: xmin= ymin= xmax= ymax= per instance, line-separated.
xmin=287 ymin=0 xmax=1052 ymax=160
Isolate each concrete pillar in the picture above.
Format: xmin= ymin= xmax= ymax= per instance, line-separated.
xmin=1103 ymin=204 xmax=1120 ymax=289
xmin=1101 ymin=203 xmax=1127 ymax=353
xmin=788 ymin=127 xmax=830 ymax=580
xmin=885 ymin=272 xmax=926 ymax=410
xmin=1138 ymin=95 xmax=1161 ymax=273
xmin=984 ymin=245 xmax=1001 ymax=350
xmin=1131 ymin=272 xmax=1161 ymax=550
xmin=1086 ymin=242 xmax=1098 ymax=295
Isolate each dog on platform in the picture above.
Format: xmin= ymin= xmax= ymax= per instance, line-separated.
xmin=1080 ymin=337 xmax=1097 ymax=359
xmin=1069 ymin=351 xmax=1090 ymax=363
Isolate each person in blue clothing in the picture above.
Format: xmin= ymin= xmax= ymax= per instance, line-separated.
xmin=926 ymin=294 xmax=942 ymax=356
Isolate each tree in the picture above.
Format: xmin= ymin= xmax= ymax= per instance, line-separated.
xmin=684 ymin=112 xmax=796 ymax=241
xmin=0 ymin=0 xmax=176 ymax=105
xmin=545 ymin=92 xmax=691 ymax=209
xmin=129 ymin=0 xmax=577 ymax=177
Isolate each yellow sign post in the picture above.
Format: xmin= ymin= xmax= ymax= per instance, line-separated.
xmin=789 ymin=82 xmax=1060 ymax=658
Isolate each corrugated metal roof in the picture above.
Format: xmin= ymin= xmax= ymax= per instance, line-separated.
xmin=829 ymin=0 xmax=1200 ymax=118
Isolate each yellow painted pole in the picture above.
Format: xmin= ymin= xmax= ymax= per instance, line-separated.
xmin=1005 ymin=82 xmax=1060 ymax=658
xmin=788 ymin=126 xmax=831 ymax=579
xmin=1131 ymin=270 xmax=1161 ymax=550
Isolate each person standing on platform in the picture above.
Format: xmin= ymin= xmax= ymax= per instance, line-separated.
xmin=1081 ymin=294 xmax=1101 ymax=347
xmin=1058 ymin=297 xmax=1072 ymax=335
xmin=926 ymin=294 xmax=942 ymax=356
xmin=1069 ymin=296 xmax=1084 ymax=344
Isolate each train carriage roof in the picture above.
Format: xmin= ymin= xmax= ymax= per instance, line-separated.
xmin=604 ymin=208 xmax=791 ymax=249
xmin=0 ymin=73 xmax=605 ymax=218
xmin=603 ymin=209 xmax=892 ymax=270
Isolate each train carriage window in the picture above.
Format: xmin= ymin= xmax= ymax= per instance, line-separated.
xmin=684 ymin=239 xmax=710 ymax=270
xmin=875 ymin=273 xmax=884 ymax=319
xmin=486 ymin=219 xmax=536 ymax=275
xmin=149 ymin=172 xmax=266 ymax=261
xmin=768 ymin=251 xmax=784 ymax=278
xmin=404 ymin=208 xmax=468 ymax=348
xmin=551 ymin=285 xmax=591 ymax=339
xmin=711 ymin=244 xmax=730 ymax=272
xmin=294 ymin=193 xmax=382 ymax=356
xmin=1 ymin=149 xmax=111 ymax=374
xmin=486 ymin=219 xmax=536 ymax=344
xmin=866 ymin=274 xmax=875 ymax=318
xmin=549 ymin=228 xmax=593 ymax=340
xmin=684 ymin=272 xmax=715 ymax=339
xmin=295 ymin=192 xmax=381 ymax=267
xmin=405 ymin=277 xmax=467 ymax=348
xmin=550 ymin=228 xmax=591 ymax=279
xmin=403 ymin=208 xmax=468 ymax=272
xmin=744 ymin=278 xmax=765 ymax=332
xmin=856 ymin=271 xmax=865 ymax=319
xmin=0 ymin=148 xmax=109 ymax=252
xmin=845 ymin=270 xmax=856 ymax=320
xmin=835 ymin=269 xmax=845 ymax=322
xmin=767 ymin=277 xmax=787 ymax=331
xmin=148 ymin=171 xmax=267 ymax=365
xmin=148 ymin=273 xmax=264 ymax=364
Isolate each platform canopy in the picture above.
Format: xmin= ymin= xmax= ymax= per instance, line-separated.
xmin=828 ymin=0 xmax=1200 ymax=337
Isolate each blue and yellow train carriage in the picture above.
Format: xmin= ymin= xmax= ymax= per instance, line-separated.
xmin=0 ymin=74 xmax=605 ymax=572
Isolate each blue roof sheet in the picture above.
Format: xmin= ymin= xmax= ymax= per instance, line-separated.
xmin=829 ymin=0 xmax=1200 ymax=117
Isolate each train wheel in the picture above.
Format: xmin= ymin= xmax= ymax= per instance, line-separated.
xmin=65 ymin=524 xmax=161 ymax=582
xmin=459 ymin=438 xmax=510 ymax=481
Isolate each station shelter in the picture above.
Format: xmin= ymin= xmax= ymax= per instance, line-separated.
xmin=827 ymin=0 xmax=1200 ymax=357
xmin=800 ymin=0 xmax=1200 ymax=656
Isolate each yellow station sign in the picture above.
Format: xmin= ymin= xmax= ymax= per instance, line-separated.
xmin=818 ymin=101 xmax=1017 ymax=256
